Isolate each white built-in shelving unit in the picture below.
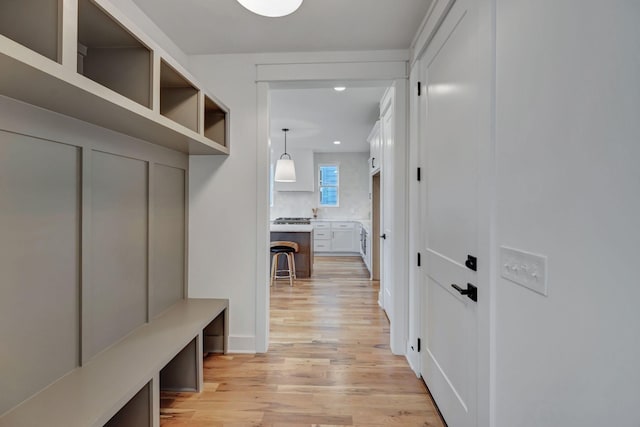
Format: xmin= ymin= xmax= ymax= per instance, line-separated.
xmin=0 ymin=0 xmax=229 ymax=155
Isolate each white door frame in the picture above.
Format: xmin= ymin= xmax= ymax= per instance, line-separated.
xmin=254 ymin=61 xmax=410 ymax=356
xmin=409 ymin=0 xmax=496 ymax=425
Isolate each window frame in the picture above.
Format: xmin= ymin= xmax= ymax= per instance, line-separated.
xmin=318 ymin=163 xmax=340 ymax=207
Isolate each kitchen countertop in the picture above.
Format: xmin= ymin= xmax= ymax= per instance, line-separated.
xmin=270 ymin=224 xmax=314 ymax=232
xmin=269 ymin=220 xmax=371 ymax=233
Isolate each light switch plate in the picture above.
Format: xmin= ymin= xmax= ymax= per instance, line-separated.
xmin=500 ymin=246 xmax=548 ymax=296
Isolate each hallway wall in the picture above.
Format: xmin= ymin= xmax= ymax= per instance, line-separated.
xmin=494 ymin=1 xmax=640 ymax=425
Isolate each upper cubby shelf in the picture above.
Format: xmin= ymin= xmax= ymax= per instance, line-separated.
xmin=78 ymin=0 xmax=152 ymax=108
xmin=0 ymin=0 xmax=59 ymax=63
xmin=0 ymin=0 xmax=229 ymax=155
xmin=204 ymin=95 xmax=227 ymax=147
xmin=160 ymin=60 xmax=199 ymax=132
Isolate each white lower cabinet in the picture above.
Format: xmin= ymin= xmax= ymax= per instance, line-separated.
xmin=313 ymin=221 xmax=359 ymax=253
xmin=331 ymin=229 xmax=355 ymax=252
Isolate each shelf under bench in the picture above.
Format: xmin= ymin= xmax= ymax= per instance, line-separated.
xmin=0 ymin=298 xmax=228 ymax=427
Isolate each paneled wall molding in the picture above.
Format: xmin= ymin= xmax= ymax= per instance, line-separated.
xmin=0 ymin=94 xmax=188 ymax=410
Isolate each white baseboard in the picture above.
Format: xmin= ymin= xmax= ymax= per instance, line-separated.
xmin=226 ymin=335 xmax=257 ymax=354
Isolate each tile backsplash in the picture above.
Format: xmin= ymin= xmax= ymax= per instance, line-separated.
xmin=271 ymin=152 xmax=370 ymax=220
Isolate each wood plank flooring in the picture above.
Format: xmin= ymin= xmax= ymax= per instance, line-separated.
xmin=160 ymin=256 xmax=445 ymax=426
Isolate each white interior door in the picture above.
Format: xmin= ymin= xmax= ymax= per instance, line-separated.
xmin=380 ymin=97 xmax=394 ymax=317
xmin=420 ymin=1 xmax=480 ymax=426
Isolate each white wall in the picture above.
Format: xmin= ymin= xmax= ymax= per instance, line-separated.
xmin=495 ymin=1 xmax=640 ymax=426
xmin=187 ymin=55 xmax=259 ymax=352
xmin=271 ymin=152 xmax=370 ymax=220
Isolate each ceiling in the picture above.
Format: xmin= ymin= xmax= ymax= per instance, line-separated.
xmin=130 ymin=0 xmax=432 ymax=54
xmin=130 ymin=0 xmax=431 ymax=153
xmin=270 ymin=84 xmax=386 ymax=154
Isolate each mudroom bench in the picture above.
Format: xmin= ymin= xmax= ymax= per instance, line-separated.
xmin=0 ymin=298 xmax=228 ymax=427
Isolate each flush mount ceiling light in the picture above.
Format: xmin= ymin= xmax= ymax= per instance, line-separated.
xmin=333 ymin=140 xmax=341 ymax=145
xmin=274 ymin=128 xmax=296 ymax=182
xmin=236 ymin=0 xmax=303 ymax=17
xmin=333 ymin=86 xmax=346 ymax=92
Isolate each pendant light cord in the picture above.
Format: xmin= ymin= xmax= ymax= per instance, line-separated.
xmin=280 ymin=128 xmax=291 ymax=159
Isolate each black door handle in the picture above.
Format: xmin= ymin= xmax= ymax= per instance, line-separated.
xmin=451 ymin=283 xmax=477 ymax=302
xmin=380 ymin=233 xmax=386 ymax=239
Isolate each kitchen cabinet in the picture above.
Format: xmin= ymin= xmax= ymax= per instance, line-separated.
xmin=368 ymin=121 xmax=381 ymax=173
xmin=0 ymin=0 xmax=229 ymax=155
xmin=274 ymin=149 xmax=314 ymax=192
xmin=332 ymin=229 xmax=355 ymax=252
xmin=313 ymin=221 xmax=359 ymax=253
xmin=313 ymin=222 xmax=331 ymax=252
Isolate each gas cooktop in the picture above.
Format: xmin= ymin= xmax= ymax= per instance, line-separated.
xmin=273 ymin=217 xmax=311 ymax=224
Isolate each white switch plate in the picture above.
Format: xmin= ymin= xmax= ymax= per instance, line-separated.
xmin=500 ymin=246 xmax=548 ymax=296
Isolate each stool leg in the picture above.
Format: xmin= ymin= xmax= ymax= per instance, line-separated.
xmin=270 ymin=253 xmax=277 ymax=286
xmin=287 ymin=253 xmax=293 ymax=287
xmin=291 ymin=253 xmax=297 ymax=279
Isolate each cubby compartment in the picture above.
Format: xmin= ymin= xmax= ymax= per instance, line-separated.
xmin=0 ymin=0 xmax=59 ymax=62
xmin=104 ymin=382 xmax=152 ymax=427
xmin=160 ymin=338 xmax=198 ymax=392
xmin=77 ymin=0 xmax=152 ymax=108
xmin=160 ymin=60 xmax=199 ymax=132
xmin=204 ymin=95 xmax=227 ymax=147
xmin=203 ymin=311 xmax=226 ymax=354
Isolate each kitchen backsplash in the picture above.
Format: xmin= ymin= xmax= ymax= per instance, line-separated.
xmin=271 ymin=152 xmax=370 ymax=220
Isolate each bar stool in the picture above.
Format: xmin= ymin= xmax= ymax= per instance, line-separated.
xmin=270 ymin=241 xmax=298 ymax=287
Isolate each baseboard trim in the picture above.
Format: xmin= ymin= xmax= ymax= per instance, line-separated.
xmin=226 ymin=335 xmax=256 ymax=354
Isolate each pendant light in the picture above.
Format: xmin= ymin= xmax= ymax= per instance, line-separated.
xmin=236 ymin=0 xmax=303 ymax=18
xmin=274 ymin=128 xmax=296 ymax=182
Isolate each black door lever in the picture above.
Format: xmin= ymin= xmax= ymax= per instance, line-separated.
xmin=451 ymin=283 xmax=477 ymax=302
xmin=380 ymin=233 xmax=387 ymax=239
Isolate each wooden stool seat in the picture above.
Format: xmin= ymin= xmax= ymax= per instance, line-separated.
xmin=270 ymin=241 xmax=299 ymax=286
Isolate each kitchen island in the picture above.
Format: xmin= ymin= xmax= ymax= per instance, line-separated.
xmin=270 ymin=224 xmax=314 ymax=279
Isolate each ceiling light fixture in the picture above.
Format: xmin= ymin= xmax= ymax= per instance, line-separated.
xmin=236 ymin=0 xmax=303 ymax=17
xmin=333 ymin=141 xmax=341 ymax=145
xmin=333 ymin=86 xmax=346 ymax=92
xmin=274 ymin=128 xmax=296 ymax=182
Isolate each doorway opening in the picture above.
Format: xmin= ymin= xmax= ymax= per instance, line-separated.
xmin=267 ymin=80 xmax=389 ymax=288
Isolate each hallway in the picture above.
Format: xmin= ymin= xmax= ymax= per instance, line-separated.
xmin=160 ymin=257 xmax=444 ymax=426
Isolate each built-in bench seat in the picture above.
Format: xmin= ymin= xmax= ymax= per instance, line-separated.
xmin=0 ymin=298 xmax=228 ymax=427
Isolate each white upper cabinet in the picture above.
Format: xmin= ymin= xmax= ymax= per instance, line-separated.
xmin=275 ymin=149 xmax=314 ymax=192
xmin=368 ymin=121 xmax=381 ymax=173
xmin=0 ymin=0 xmax=229 ymax=155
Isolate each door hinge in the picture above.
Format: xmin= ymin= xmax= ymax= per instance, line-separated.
xmin=417 ymin=252 xmax=421 ymax=267
xmin=417 ymin=167 xmax=421 ymax=181
xmin=417 ymin=338 xmax=421 ymax=352
xmin=417 ymin=81 xmax=422 ymax=96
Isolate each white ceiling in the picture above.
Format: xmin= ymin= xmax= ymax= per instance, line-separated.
xmin=270 ymin=84 xmax=386 ymax=154
xmin=129 ymin=0 xmax=431 ymax=153
xmin=130 ymin=0 xmax=432 ymax=54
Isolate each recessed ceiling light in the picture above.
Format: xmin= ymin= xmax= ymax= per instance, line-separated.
xmin=333 ymin=86 xmax=346 ymax=92
xmin=333 ymin=140 xmax=341 ymax=145
xmin=236 ymin=0 xmax=303 ymax=17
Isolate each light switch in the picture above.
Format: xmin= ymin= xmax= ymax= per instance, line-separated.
xmin=500 ymin=246 xmax=548 ymax=296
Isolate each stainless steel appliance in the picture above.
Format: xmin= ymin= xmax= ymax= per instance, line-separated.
xmin=273 ymin=217 xmax=311 ymax=225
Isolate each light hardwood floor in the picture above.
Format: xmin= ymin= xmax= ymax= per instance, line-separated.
xmin=160 ymin=256 xmax=445 ymax=426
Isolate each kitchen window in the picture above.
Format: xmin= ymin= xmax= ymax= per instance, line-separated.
xmin=319 ymin=164 xmax=339 ymax=207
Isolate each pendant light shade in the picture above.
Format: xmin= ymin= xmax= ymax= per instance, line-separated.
xmin=237 ymin=0 xmax=303 ymax=17
xmin=275 ymin=128 xmax=296 ymax=182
